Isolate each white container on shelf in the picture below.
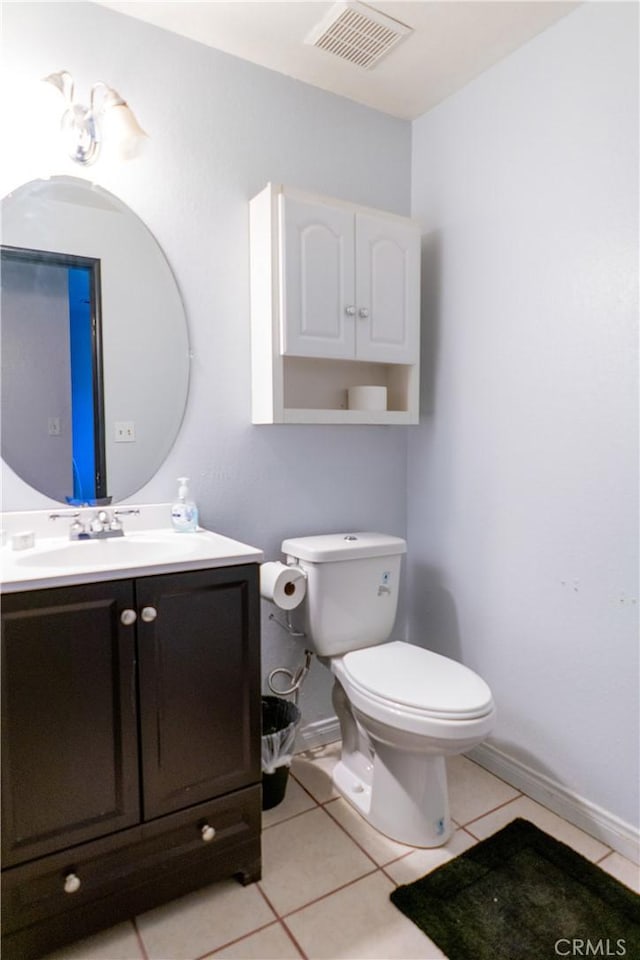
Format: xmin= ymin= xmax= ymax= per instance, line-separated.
xmin=347 ymin=386 xmax=387 ymax=412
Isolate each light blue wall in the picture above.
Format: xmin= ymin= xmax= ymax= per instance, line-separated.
xmin=1 ymin=1 xmax=412 ymax=724
xmin=3 ymin=2 xmax=638 ymax=839
xmin=409 ymin=1 xmax=639 ymax=829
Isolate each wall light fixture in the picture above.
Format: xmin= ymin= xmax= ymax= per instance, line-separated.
xmin=43 ymin=70 xmax=148 ymax=166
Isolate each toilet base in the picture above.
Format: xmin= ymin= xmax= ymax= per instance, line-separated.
xmin=331 ymin=679 xmax=452 ymax=847
xmin=333 ymin=747 xmax=451 ymax=848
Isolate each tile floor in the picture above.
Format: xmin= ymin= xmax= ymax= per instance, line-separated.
xmin=43 ymin=743 xmax=640 ymax=960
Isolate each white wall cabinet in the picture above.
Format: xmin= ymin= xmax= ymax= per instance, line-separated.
xmin=250 ymin=184 xmax=421 ymax=424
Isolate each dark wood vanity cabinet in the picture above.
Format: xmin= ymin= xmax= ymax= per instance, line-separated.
xmin=1 ymin=564 xmax=261 ymax=960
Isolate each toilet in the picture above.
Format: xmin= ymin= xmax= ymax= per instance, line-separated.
xmin=281 ymin=532 xmax=496 ymax=847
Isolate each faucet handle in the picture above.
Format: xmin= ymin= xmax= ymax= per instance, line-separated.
xmin=69 ymin=519 xmax=85 ymax=538
xmin=90 ymin=510 xmax=109 ymax=532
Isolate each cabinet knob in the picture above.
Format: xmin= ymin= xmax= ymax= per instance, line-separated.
xmin=120 ymin=609 xmax=137 ymax=626
xmin=141 ymin=606 xmax=158 ymax=623
xmin=201 ymin=824 xmax=216 ymax=843
xmin=358 ymin=307 xmax=370 ymax=319
xmin=345 ymin=305 xmax=356 ymax=317
xmin=64 ymin=872 xmax=81 ymax=894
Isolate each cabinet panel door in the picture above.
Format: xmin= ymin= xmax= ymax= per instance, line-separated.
xmin=280 ymin=194 xmax=356 ymax=359
xmin=355 ymin=213 xmax=420 ymax=364
xmin=1 ymin=581 xmax=139 ymax=867
xmin=136 ymin=565 xmax=261 ymax=820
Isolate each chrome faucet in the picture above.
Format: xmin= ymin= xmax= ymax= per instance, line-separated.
xmin=49 ymin=509 xmax=125 ymax=540
xmin=85 ymin=510 xmax=124 ymax=539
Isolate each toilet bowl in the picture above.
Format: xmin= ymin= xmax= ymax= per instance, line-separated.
xmin=329 ymin=642 xmax=494 ymax=846
xmin=281 ymin=532 xmax=496 ymax=847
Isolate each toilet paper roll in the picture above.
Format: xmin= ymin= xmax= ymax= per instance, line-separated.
xmin=260 ymin=561 xmax=307 ymax=610
xmin=347 ymin=385 xmax=387 ymax=412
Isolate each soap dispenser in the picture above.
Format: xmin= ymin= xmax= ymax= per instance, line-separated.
xmin=171 ymin=477 xmax=199 ymax=532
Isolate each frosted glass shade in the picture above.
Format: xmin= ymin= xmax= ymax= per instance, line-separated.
xmin=102 ymin=102 xmax=148 ymax=160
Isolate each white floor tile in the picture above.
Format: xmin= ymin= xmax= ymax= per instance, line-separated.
xmin=285 ymin=871 xmax=447 ymax=959
xmin=39 ymin=739 xmax=633 ymax=960
xmin=262 ymin=775 xmax=317 ymax=828
xmin=447 ymin=754 xmax=520 ymax=824
xmin=385 ymin=827 xmax=478 ymax=886
xmin=210 ymin=921 xmax=303 ymax=959
xmin=40 ymin=922 xmax=143 ymax=960
xmin=324 ymin=796 xmax=414 ymax=865
xmin=291 ymin=742 xmax=341 ymax=803
xmin=466 ymin=794 xmax=611 ymax=861
xmin=599 ymin=851 xmax=640 ymax=894
xmin=136 ymin=879 xmax=275 ymax=960
xmin=260 ymin=805 xmax=375 ymax=915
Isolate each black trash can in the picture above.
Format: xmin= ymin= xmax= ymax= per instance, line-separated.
xmin=261 ymin=696 xmax=301 ymax=810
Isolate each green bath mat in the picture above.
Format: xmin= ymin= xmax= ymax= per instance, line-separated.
xmin=390 ymin=818 xmax=640 ymax=960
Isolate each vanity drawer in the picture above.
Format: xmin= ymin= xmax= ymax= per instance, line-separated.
xmin=2 ymin=822 xmax=143 ymax=934
xmin=141 ymin=782 xmax=261 ymax=855
xmin=2 ymin=785 xmax=261 ymax=936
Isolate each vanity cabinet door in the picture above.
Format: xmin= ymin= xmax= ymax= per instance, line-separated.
xmin=136 ymin=564 xmax=261 ymax=820
xmin=1 ymin=581 xmax=140 ymax=868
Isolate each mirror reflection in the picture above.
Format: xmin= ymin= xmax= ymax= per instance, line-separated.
xmin=2 ymin=245 xmax=107 ymax=503
xmin=1 ymin=177 xmax=190 ymax=504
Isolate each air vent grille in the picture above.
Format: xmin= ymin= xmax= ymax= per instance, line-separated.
xmin=306 ymin=2 xmax=412 ymax=70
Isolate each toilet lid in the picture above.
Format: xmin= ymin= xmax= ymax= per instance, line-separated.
xmin=342 ymin=642 xmax=493 ymax=719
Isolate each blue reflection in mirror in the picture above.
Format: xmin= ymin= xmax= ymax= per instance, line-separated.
xmin=0 ymin=246 xmax=107 ymax=504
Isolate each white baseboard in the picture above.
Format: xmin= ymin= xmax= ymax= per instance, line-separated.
xmin=470 ymin=742 xmax=640 ymax=864
xmin=296 ymin=716 xmax=341 ymax=752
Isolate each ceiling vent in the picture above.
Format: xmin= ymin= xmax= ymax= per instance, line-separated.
xmin=305 ymin=1 xmax=413 ymax=70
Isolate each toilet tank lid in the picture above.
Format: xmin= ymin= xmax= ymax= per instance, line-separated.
xmin=282 ymin=532 xmax=407 ymax=562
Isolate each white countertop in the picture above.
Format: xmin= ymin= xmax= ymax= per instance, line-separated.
xmin=0 ymin=504 xmax=263 ymax=593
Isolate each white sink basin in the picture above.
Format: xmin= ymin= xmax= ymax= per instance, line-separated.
xmin=0 ymin=508 xmax=263 ymax=592
xmin=16 ymin=533 xmax=200 ymax=569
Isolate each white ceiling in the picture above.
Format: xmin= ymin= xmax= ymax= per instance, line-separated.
xmin=96 ymin=1 xmax=579 ymax=120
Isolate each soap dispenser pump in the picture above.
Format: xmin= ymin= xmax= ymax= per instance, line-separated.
xmin=171 ymin=477 xmax=199 ymax=532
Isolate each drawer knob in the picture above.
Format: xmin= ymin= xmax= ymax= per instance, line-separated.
xmin=64 ymin=872 xmax=81 ymax=894
xmin=345 ymin=305 xmax=356 ymax=317
xmin=201 ymin=824 xmax=216 ymax=843
xmin=141 ymin=606 xmax=158 ymax=623
xmin=358 ymin=307 xmax=370 ymax=319
xmin=120 ymin=609 xmax=137 ymax=626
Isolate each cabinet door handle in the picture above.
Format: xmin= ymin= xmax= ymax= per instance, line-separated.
xmin=141 ymin=606 xmax=158 ymax=623
xmin=345 ymin=305 xmax=356 ymax=317
xmin=120 ymin=609 xmax=137 ymax=626
xmin=358 ymin=307 xmax=369 ymax=319
xmin=64 ymin=872 xmax=81 ymax=894
xmin=201 ymin=824 xmax=216 ymax=842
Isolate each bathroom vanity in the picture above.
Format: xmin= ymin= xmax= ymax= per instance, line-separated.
xmin=0 ymin=510 xmax=263 ymax=960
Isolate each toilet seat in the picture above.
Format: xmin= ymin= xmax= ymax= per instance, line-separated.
xmin=340 ymin=641 xmax=493 ymax=721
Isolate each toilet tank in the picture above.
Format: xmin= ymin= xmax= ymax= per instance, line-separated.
xmin=281 ymin=533 xmax=406 ymax=657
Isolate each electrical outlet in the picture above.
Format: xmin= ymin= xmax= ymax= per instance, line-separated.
xmin=48 ymin=417 xmax=61 ymax=436
xmin=114 ymin=421 xmax=136 ymax=443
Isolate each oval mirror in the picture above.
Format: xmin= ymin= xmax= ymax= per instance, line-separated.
xmin=1 ymin=177 xmax=190 ymax=504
